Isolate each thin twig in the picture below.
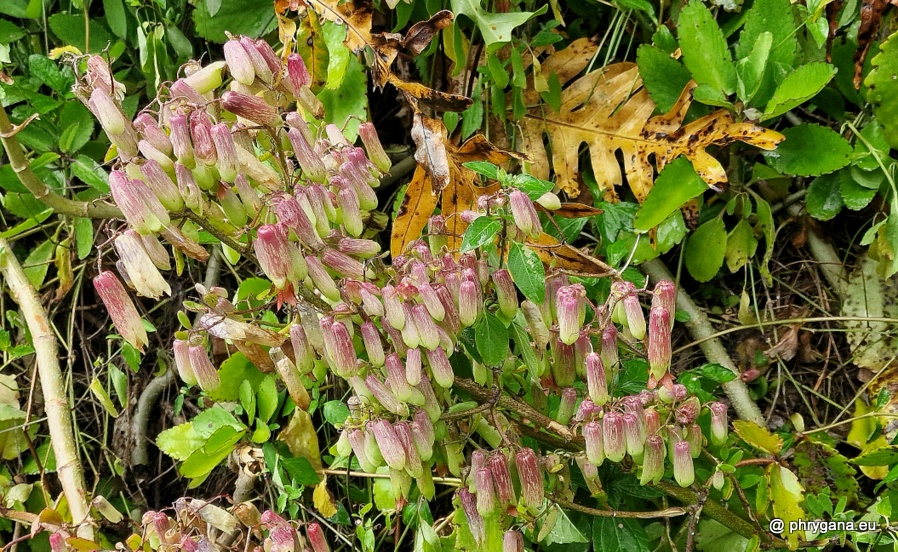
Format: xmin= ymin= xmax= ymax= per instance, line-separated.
xmin=550 ymin=496 xmax=689 ymax=519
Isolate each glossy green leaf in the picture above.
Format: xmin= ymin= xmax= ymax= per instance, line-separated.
xmin=102 ymin=0 xmax=128 ymax=38
xmin=507 ymin=243 xmax=545 ymax=303
xmin=70 ymin=155 xmax=110 ymax=193
xmin=239 ymin=380 xmax=256 ymax=426
xmin=74 ymin=217 xmax=94 ymax=260
xmin=474 ymin=312 xmax=509 ymax=366
xmin=205 ymin=353 xmax=266 ymax=402
xmin=463 ymin=161 xmax=499 ymax=180
xmin=460 ymin=217 xmax=501 ymax=253
xmin=256 ymin=375 xmax=279 ymax=424
xmin=0 ymin=20 xmax=26 ymax=43
xmin=180 ymin=426 xmax=243 ymax=478
xmin=678 ymin=1 xmax=736 ymax=96
xmin=192 ymin=406 xmax=245 ymax=438
xmin=806 ymin=173 xmax=844 ymax=221
xmin=841 ymin=176 xmax=878 ymax=210
xmin=762 ymin=62 xmax=835 ymax=120
xmin=322 ymin=400 xmax=350 ymax=426
xmin=634 ymin=157 xmax=707 ymax=231
xmin=764 ymin=124 xmax=852 ymax=176
xmin=685 ymin=218 xmax=727 ymax=282
xmin=510 ymin=174 xmax=554 ymax=199
xmin=322 ymin=21 xmax=350 ymax=90
xmin=542 ymin=506 xmax=588 ymax=545
xmin=48 ymin=13 xmax=115 ymax=53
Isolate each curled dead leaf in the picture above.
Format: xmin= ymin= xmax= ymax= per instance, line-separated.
xmin=526 ymin=232 xmax=615 ymax=276
xmin=537 ymin=202 xmax=603 ymax=218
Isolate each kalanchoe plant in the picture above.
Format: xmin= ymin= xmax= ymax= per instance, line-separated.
xmin=78 ymin=40 xmax=740 ymax=550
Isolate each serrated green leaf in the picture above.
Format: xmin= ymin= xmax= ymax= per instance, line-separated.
xmin=634 ymin=157 xmax=707 ymax=231
xmin=192 ymin=406 xmax=245 ymax=438
xmin=156 ymin=423 xmax=205 ymax=461
xmin=678 ymin=1 xmax=736 ymax=96
xmin=841 ymin=175 xmax=878 ymax=210
xmin=507 ymin=243 xmax=545 ymax=302
xmin=865 ymin=29 xmax=898 ymax=149
xmin=474 ymin=312 xmax=509 ymax=366
xmin=685 ymin=218 xmax=727 ymax=282
xmin=764 ymin=124 xmax=852 ymax=176
xmin=205 ymin=352 xmax=266 ymax=402
xmin=768 ymin=464 xmax=805 ymax=548
xmin=733 ymin=420 xmax=784 ymax=454
xmin=852 ymin=446 xmax=898 ymax=466
xmin=460 ymin=217 xmax=501 ymax=253
xmin=180 ymin=426 xmax=243 ymax=478
xmin=636 ymin=44 xmax=692 ymax=113
xmin=806 ymin=173 xmax=844 ymax=221
xmin=322 ymin=21 xmax=349 ymax=90
xmin=27 ymin=55 xmax=71 ymax=94
xmin=542 ymin=506 xmax=588 ymax=545
xmin=695 ymin=363 xmax=737 ymax=383
xmin=736 ymin=0 xmax=797 ymax=67
xmin=761 ymin=62 xmax=835 ymax=120
xmin=736 ymin=32 xmax=772 ymax=104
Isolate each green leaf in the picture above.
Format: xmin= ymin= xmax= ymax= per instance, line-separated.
xmin=509 ymin=174 xmax=554 ymax=199
xmin=764 ymin=124 xmax=852 ymax=177
xmin=460 ymin=217 xmax=501 ymax=253
xmin=48 ymin=13 xmax=115 ymax=54
xmin=474 ymin=312 xmax=509 ymax=366
xmin=507 ymin=243 xmax=545 ymax=303
xmin=806 ymin=173 xmax=844 ymax=221
xmin=678 ymin=1 xmax=736 ymax=96
xmin=192 ymin=406 xmax=245 ymax=438
xmin=593 ymin=517 xmax=649 ymax=552
xmin=102 ymin=0 xmax=128 ymax=38
xmin=0 ymin=0 xmax=40 ymax=19
xmin=23 ymin=240 xmax=54 ymax=289
xmin=656 ymin=211 xmax=687 ymax=253
xmin=449 ymin=0 xmax=546 ymax=50
xmin=542 ymin=506 xmax=588 ymax=545
xmin=685 ymin=218 xmax=727 ymax=282
xmin=463 ymin=161 xmax=499 ymax=180
xmin=280 ymin=455 xmax=321 ymax=485
xmin=205 ymin=353 xmax=266 ymax=402
xmin=28 ymin=55 xmax=71 ymax=94
xmin=322 ymin=400 xmax=350 ymax=426
xmin=156 ymin=423 xmax=205 ymax=461
xmin=725 ymin=219 xmax=758 ymax=272
xmin=317 ymin=56 xmax=367 ymax=142
xmin=841 ymin=176 xmax=877 ymax=210
xmin=256 ymin=375 xmax=279 ymax=424
xmin=865 ymin=29 xmax=898 ymax=149
xmin=634 ymin=157 xmax=707 ymax=231
xmin=322 ymin=21 xmax=350 ymax=90
xmin=74 ymin=217 xmax=94 ymax=260
xmin=735 ymin=0 xmax=797 ymax=68
xmin=88 ymin=378 xmax=120 ymax=417
xmin=192 ymin=0 xmax=277 ymax=43
xmin=852 ymin=446 xmax=898 ymax=466
xmin=239 ymin=380 xmax=256 ymax=425
xmin=180 ymin=426 xmax=243 ymax=478
xmin=695 ymin=363 xmax=737 ymax=383
xmin=733 ymin=420 xmax=784 ymax=454
xmin=636 ymin=45 xmax=692 ymax=114
xmin=768 ymin=464 xmax=805 ymax=549
xmin=695 ymin=519 xmax=749 ymax=552
xmin=761 ymin=62 xmax=835 ymax=120
xmin=736 ymin=32 xmax=772 ymax=104
xmin=511 ymin=318 xmax=540 ymax=378
xmin=0 ymin=20 xmax=26 ymax=43
xmin=70 ymin=155 xmax=110 ymax=193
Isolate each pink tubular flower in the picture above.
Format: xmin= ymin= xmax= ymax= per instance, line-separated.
xmin=253 ymin=224 xmax=292 ymax=289
xmin=287 ymin=128 xmax=326 ymax=182
xmin=330 ymin=321 xmax=357 ymax=378
xmin=114 ymin=230 xmax=171 ymax=299
xmin=474 ymin=467 xmax=497 ymax=517
xmin=425 ymin=345 xmax=454 ymax=388
xmin=459 ymin=488 xmax=485 ymax=545
xmin=709 ymin=402 xmax=728 ymax=446
xmin=168 ymin=114 xmax=194 ymax=166
xmin=647 ymin=306 xmax=672 ymax=383
xmin=138 ymin=159 xmax=183 ymax=211
xmin=556 ymin=284 xmax=586 ymax=346
xmin=93 ymin=271 xmax=148 ymax=351
xmin=394 ymin=421 xmax=423 ymax=478
xmin=508 ymin=189 xmax=541 ymax=238
xmin=224 ymin=39 xmax=255 ymax=85
xmin=306 ymin=523 xmax=330 ymax=552
xmin=322 ymin=248 xmax=365 ymax=280
xmin=458 ymin=280 xmax=479 ymax=327
xmin=515 ymin=448 xmax=543 ymax=509
xmin=488 ymin=452 xmax=515 ymax=508
xmin=602 ymin=412 xmax=626 ymax=462
xmin=585 ymin=352 xmax=608 ymax=406
xmin=240 ymin=36 xmax=273 ymax=84
xmin=361 ymin=321 xmax=385 ymax=367
xmin=503 ymin=530 xmax=524 ymax=552
xmin=188 ymin=345 xmax=220 ymax=392
xmin=109 ymin=170 xmax=170 ymax=234
xmin=673 ymin=440 xmax=695 ymax=487
xmin=285 ymin=53 xmax=311 ymax=95
xmin=369 ymin=420 xmax=406 ymax=471
xmin=210 ymin=123 xmax=238 ymax=182
xmin=556 ymin=387 xmax=577 ymax=425
xmin=221 ymin=91 xmax=281 ymax=127
xmin=358 ymin=122 xmax=392 ymax=174
xmin=584 ymin=420 xmax=604 ymax=466
xmin=640 ymin=435 xmax=665 ymax=485
xmin=412 ymin=303 xmax=441 ymax=351
xmin=492 ymin=269 xmax=518 ymax=319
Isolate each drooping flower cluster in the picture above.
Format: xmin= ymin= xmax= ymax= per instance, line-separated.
xmin=82 ymin=36 xmax=734 ymax=548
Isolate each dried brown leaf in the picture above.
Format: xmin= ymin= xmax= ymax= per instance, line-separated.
xmin=391 ymin=166 xmax=438 ymax=257
xmin=526 ymin=232 xmax=615 ymax=276
xmin=519 ymin=60 xmax=784 ymax=199
xmin=403 ymin=10 xmax=454 ymax=55
xmin=539 ymin=202 xmax=603 ymax=218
